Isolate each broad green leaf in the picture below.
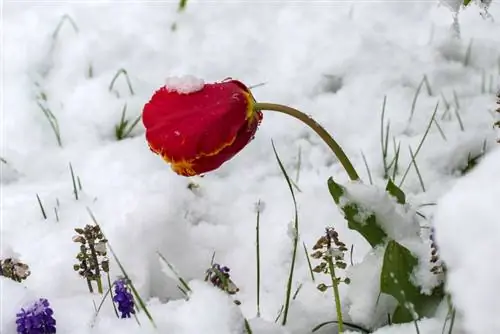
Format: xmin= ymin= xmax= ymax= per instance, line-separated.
xmin=385 ymin=179 xmax=406 ymax=204
xmin=380 ymin=240 xmax=444 ymax=324
xmin=463 ymin=0 xmax=472 ymax=6
xmin=327 ymin=177 xmax=387 ymax=247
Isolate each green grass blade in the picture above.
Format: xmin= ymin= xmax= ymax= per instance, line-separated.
xmin=360 ymin=151 xmax=373 ymax=185
xmin=178 ymin=0 xmax=188 ymax=12
xmin=36 ymin=194 xmax=47 ymax=220
xmin=256 ymin=199 xmax=262 ymax=317
xmin=409 ymin=78 xmax=425 ymax=124
xmin=272 ymin=141 xmax=299 ymax=326
xmin=292 ymin=283 xmax=303 ymax=300
xmin=380 ymin=96 xmax=389 ymax=178
xmin=157 ymin=251 xmax=192 ymax=294
xmin=244 ymin=318 xmax=253 ymax=334
xmin=69 ymin=163 xmax=79 ymax=200
xmin=109 ymin=68 xmax=134 ymax=96
xmin=52 ymin=14 xmax=79 ymax=39
xmin=464 ymin=39 xmax=473 ymax=67
xmin=433 ymin=119 xmax=447 ymax=141
xmin=399 ymin=102 xmax=439 ymax=187
xmin=303 ymin=242 xmax=315 ymax=282
xmin=409 ymin=147 xmax=426 ymax=192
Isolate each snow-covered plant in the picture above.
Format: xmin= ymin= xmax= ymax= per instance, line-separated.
xmin=72 ymin=224 xmax=109 ymax=294
xmin=16 ymin=298 xmax=56 ymax=334
xmin=0 ymin=257 xmax=31 ymax=282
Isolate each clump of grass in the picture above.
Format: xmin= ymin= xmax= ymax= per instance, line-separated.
xmin=459 ymin=140 xmax=487 ymax=175
xmin=115 ymin=104 xmax=142 ymax=140
xmin=109 ymin=68 xmax=135 ymax=97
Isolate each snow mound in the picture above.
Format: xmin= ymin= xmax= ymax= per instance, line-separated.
xmin=434 ymin=147 xmax=500 ymax=334
xmin=165 ymin=75 xmax=205 ymax=94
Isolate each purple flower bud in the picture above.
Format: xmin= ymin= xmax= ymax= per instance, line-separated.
xmin=16 ymin=298 xmax=56 ymax=334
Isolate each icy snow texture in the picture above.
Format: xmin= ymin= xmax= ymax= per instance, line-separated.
xmin=164 ymin=75 xmax=205 ymax=94
xmin=434 ymin=147 xmax=500 ymax=334
xmin=2 ymin=1 xmax=500 ymax=333
xmin=340 ymin=182 xmax=420 ymax=241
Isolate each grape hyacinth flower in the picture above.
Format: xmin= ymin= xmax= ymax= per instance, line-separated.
xmin=16 ymin=298 xmax=56 ymax=334
xmin=205 ymin=263 xmax=239 ymax=295
xmin=113 ymin=278 xmax=135 ymax=318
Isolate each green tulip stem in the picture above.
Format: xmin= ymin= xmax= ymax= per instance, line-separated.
xmin=254 ymin=102 xmax=360 ymax=181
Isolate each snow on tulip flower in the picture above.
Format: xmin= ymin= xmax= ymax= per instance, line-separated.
xmin=143 ymin=76 xmax=359 ymax=180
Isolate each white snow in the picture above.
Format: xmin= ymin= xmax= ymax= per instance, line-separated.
xmin=434 ymin=147 xmax=500 ymax=334
xmin=164 ymin=75 xmax=205 ymax=95
xmin=2 ymin=1 xmax=500 ymax=333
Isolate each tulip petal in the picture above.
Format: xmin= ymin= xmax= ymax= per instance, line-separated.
xmin=143 ymin=80 xmax=254 ymax=163
xmin=143 ymin=79 xmax=262 ymax=176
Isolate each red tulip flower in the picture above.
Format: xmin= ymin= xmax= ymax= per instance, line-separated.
xmin=143 ymin=79 xmax=263 ymax=176
xmin=142 ymin=77 xmax=359 ymax=180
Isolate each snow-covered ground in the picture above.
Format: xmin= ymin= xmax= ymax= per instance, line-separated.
xmin=1 ymin=1 xmax=499 ymax=333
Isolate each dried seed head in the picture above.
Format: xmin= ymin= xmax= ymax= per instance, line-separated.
xmin=0 ymin=258 xmax=31 ymax=282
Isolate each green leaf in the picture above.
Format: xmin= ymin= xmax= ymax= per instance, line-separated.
xmin=386 ymin=179 xmax=406 ymax=204
xmin=380 ymin=240 xmax=444 ymax=324
xmin=463 ymin=0 xmax=472 ymax=6
xmin=327 ymin=177 xmax=387 ymax=247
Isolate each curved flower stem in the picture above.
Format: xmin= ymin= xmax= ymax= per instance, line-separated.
xmin=254 ymin=103 xmax=360 ymax=181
